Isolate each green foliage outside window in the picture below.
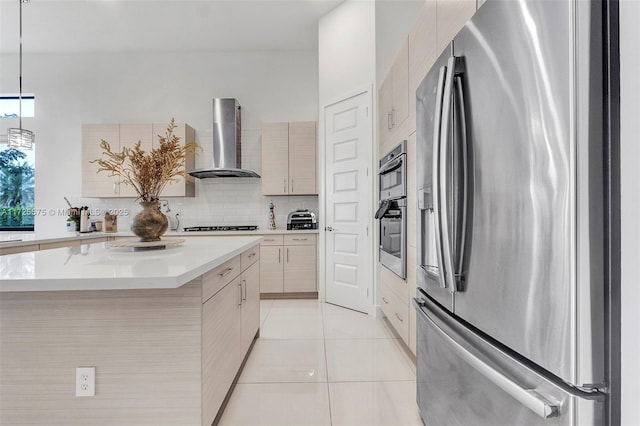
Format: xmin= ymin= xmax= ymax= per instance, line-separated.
xmin=0 ymin=148 xmax=34 ymax=230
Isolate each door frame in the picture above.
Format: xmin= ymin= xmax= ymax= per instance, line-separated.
xmin=319 ymin=86 xmax=377 ymax=315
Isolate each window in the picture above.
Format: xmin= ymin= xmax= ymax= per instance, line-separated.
xmin=1 ymin=93 xmax=36 ymax=230
xmin=0 ymin=94 xmax=35 ymax=118
xmin=0 ymin=145 xmax=35 ymax=230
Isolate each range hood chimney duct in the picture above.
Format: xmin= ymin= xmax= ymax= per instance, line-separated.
xmin=188 ymin=98 xmax=260 ymax=178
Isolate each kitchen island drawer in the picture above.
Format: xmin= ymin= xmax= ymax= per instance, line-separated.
xmin=202 ymin=255 xmax=241 ymax=303
xmin=241 ymin=245 xmax=260 ymax=270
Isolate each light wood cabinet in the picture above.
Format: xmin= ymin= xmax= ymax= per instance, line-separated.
xmin=379 ymin=39 xmax=409 ymax=150
xmin=152 ymin=122 xmax=196 ymax=197
xmin=408 ymin=0 xmax=438 ymax=135
xmin=202 ymin=275 xmax=242 ymax=425
xmin=259 ymin=233 xmax=317 ymax=295
xmin=261 ymin=121 xmax=317 ymax=195
xmin=380 ymin=276 xmax=410 ymax=343
xmin=260 ymin=245 xmax=285 ymax=293
xmin=436 ymin=0 xmax=477 ymax=56
xmin=81 ymin=122 xmax=196 ymax=198
xmin=241 ymin=261 xmax=261 ymax=356
xmin=82 ymin=124 xmax=120 ymax=197
xmin=201 ymin=244 xmax=260 ymax=426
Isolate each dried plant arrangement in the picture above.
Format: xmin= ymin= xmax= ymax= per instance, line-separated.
xmin=91 ymin=119 xmax=199 ymax=202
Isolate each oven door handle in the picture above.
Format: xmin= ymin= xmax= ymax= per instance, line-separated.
xmin=375 ymin=200 xmax=392 ymax=219
xmin=378 ymin=156 xmax=404 ymax=175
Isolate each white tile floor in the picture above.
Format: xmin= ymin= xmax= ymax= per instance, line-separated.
xmin=218 ymin=299 xmax=423 ymax=426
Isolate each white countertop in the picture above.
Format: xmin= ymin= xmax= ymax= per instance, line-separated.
xmin=0 ymin=229 xmax=319 ymax=249
xmin=0 ymin=236 xmax=262 ymax=292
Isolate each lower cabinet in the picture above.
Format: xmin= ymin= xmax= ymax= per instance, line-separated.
xmin=202 ymin=275 xmax=242 ymax=426
xmin=240 ymin=261 xmax=261 ymax=355
xmin=379 ymin=264 xmax=410 ymax=345
xmin=201 ymin=244 xmax=260 ymax=426
xmin=259 ymin=234 xmax=317 ymax=295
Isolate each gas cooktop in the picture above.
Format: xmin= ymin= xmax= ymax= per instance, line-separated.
xmin=183 ymin=225 xmax=259 ymax=232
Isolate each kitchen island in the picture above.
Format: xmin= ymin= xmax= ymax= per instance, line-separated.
xmin=0 ymin=236 xmax=262 ymax=425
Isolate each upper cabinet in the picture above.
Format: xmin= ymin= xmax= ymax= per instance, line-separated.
xmin=261 ymin=121 xmax=317 ymax=196
xmin=408 ymin=0 xmax=438 ymax=135
xmin=405 ymin=0 xmax=477 ymax=136
xmin=436 ymin=0 xmax=477 ymax=56
xmin=379 ymin=39 xmax=409 ymax=150
xmin=81 ymin=123 xmax=196 ymax=198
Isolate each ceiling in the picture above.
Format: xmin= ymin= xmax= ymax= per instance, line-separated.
xmin=0 ymin=0 xmax=344 ymax=54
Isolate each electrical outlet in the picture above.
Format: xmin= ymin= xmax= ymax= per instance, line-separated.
xmin=75 ymin=367 xmax=95 ymax=397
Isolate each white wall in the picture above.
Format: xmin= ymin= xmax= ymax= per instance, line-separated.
xmin=319 ymin=0 xmax=376 ymax=105
xmin=0 ymin=50 xmax=319 ymax=231
xmin=620 ymin=0 xmax=640 ymax=423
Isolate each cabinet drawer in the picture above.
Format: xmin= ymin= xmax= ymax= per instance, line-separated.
xmin=202 ymin=255 xmax=241 ymax=303
xmin=241 ymin=245 xmax=260 ymax=270
xmin=378 ymin=262 xmax=408 ymax=301
xmin=284 ymin=234 xmax=316 ymax=246
xmin=380 ymin=280 xmax=409 ymax=343
xmin=260 ymin=235 xmax=284 ymax=246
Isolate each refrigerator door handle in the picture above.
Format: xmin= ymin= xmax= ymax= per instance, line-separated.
xmin=432 ymin=64 xmax=448 ymax=289
xmin=453 ymin=72 xmax=469 ymax=281
xmin=439 ymin=56 xmax=458 ymax=293
xmin=413 ymin=297 xmax=560 ymax=419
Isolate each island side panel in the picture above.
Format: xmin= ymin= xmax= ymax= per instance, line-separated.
xmin=0 ymin=281 xmax=203 ymax=425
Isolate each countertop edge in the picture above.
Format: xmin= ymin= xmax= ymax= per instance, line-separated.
xmin=0 ymin=236 xmax=263 ymax=293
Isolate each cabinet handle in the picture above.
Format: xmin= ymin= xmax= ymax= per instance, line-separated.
xmin=291 ymin=178 xmax=294 ymax=193
xmin=219 ymin=266 xmax=234 ymax=277
xmin=395 ymin=313 xmax=404 ymax=323
xmin=248 ymin=252 xmax=256 ymax=258
xmin=284 ymin=178 xmax=287 ymax=193
xmin=113 ymin=182 xmax=118 ymax=195
xmin=242 ymin=279 xmax=247 ymax=301
xmin=278 ymin=248 xmax=281 ymax=263
xmin=238 ymin=282 xmax=243 ymax=306
xmin=287 ymin=247 xmax=289 ymax=262
xmin=382 ymin=297 xmax=389 ymax=304
xmin=292 ymin=238 xmax=308 ymax=241
xmin=388 ymin=112 xmax=393 ymax=130
xmin=264 ymin=238 xmax=274 ymax=242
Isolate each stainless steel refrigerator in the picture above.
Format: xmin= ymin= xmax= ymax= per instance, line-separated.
xmin=414 ymin=0 xmax=610 ymax=425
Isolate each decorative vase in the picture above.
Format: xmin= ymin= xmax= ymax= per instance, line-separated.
xmin=130 ymin=200 xmax=168 ymax=242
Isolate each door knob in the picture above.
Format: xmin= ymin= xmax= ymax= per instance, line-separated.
xmin=325 ymin=226 xmax=333 ymax=232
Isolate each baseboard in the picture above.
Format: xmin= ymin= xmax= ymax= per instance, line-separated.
xmin=260 ymin=292 xmax=318 ymax=300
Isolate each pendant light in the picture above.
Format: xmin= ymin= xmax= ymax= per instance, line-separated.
xmin=7 ymin=0 xmax=34 ymax=150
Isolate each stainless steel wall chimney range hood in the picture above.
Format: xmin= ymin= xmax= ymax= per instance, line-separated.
xmin=188 ymin=98 xmax=260 ymax=178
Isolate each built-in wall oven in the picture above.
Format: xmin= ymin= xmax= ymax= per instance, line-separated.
xmin=379 ymin=141 xmax=407 ymax=201
xmin=376 ymin=141 xmax=407 ymax=279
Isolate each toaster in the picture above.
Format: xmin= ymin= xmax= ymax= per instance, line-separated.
xmin=287 ymin=209 xmax=317 ymax=230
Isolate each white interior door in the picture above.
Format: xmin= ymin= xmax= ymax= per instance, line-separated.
xmin=324 ymin=90 xmax=373 ymax=314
